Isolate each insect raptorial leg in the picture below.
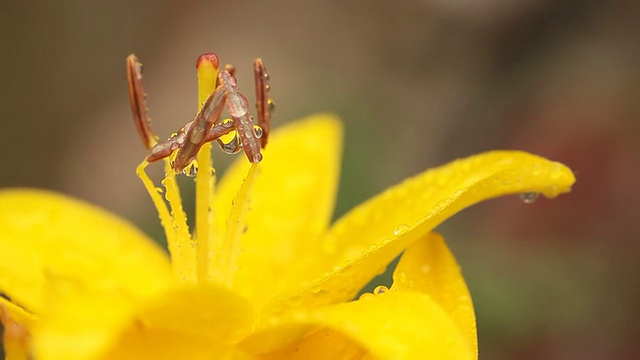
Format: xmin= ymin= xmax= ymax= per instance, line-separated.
xmin=146 ymin=131 xmax=186 ymax=163
xmin=253 ymin=58 xmax=272 ymax=148
xmin=172 ymin=85 xmax=228 ymax=173
xmin=223 ymin=64 xmax=236 ymax=78
xmin=126 ymin=54 xmax=158 ymax=149
xmin=204 ymin=120 xmax=235 ymax=143
xmin=219 ymin=71 xmax=263 ymax=163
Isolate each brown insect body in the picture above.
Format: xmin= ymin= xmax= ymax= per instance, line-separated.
xmin=126 ymin=53 xmax=273 ymax=173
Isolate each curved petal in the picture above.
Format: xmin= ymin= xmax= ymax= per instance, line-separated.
xmin=34 ymin=284 xmax=255 ymax=360
xmin=0 ymin=189 xmax=172 ymax=318
xmin=242 ymin=292 xmax=473 ymax=360
xmin=266 ymin=151 xmax=574 ymax=312
xmin=214 ymin=114 xmax=342 ymax=305
xmin=391 ymin=233 xmax=477 ymax=358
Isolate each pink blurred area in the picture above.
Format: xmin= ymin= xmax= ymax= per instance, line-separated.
xmin=2 ymin=0 xmax=639 ymax=358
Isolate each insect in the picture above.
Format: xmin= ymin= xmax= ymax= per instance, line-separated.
xmin=126 ymin=53 xmax=273 ymax=174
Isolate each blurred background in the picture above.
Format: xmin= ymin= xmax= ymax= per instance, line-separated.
xmin=2 ymin=0 xmax=639 ymax=358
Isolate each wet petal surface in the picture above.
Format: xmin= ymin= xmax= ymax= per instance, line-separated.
xmin=0 ymin=189 xmax=172 ymax=318
xmin=268 ymin=151 xmax=575 ymax=312
xmin=243 ymin=291 xmax=473 ymax=360
xmin=392 ymin=233 xmax=477 ymax=357
xmin=34 ymin=284 xmax=254 ymax=360
xmin=215 ymin=114 xmax=342 ymax=305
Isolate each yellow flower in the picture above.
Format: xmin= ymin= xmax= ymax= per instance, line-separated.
xmin=0 ymin=56 xmax=575 ymax=360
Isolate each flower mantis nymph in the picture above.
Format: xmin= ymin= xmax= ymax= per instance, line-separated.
xmin=126 ymin=53 xmax=273 ymax=175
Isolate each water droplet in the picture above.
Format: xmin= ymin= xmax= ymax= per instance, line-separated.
xmin=367 ymin=243 xmax=378 ymax=252
xmin=155 ymin=187 xmax=164 ymax=194
xmin=182 ymin=160 xmax=198 ymax=177
xmin=550 ymin=163 xmax=563 ymax=179
xmin=253 ymin=125 xmax=263 ymax=138
xmin=263 ymin=72 xmax=270 ymax=81
xmin=373 ymin=285 xmax=389 ymax=295
xmin=267 ymin=99 xmax=276 ymax=113
xmin=519 ymin=192 xmax=539 ymax=204
xmin=358 ymin=293 xmax=374 ymax=301
xmin=532 ymin=163 xmax=542 ymax=176
xmin=217 ymin=132 xmax=243 ymax=154
xmin=393 ymin=224 xmax=410 ymax=236
xmin=265 ymin=84 xmax=271 ymax=91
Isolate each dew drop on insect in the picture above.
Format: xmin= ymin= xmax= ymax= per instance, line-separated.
xmin=373 ymin=285 xmax=389 ymax=295
xmin=182 ymin=160 xmax=198 ymax=178
xmin=253 ymin=125 xmax=263 ymax=138
xmin=519 ymin=192 xmax=539 ymax=204
xmin=268 ymin=99 xmax=276 ymax=113
xmin=217 ymin=132 xmax=243 ymax=154
xmin=393 ymin=224 xmax=410 ymax=236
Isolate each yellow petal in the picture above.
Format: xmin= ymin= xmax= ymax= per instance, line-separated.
xmin=267 ymin=151 xmax=574 ymax=311
xmin=392 ymin=233 xmax=477 ymax=358
xmin=259 ymin=328 xmax=366 ymax=360
xmin=34 ymin=284 xmax=255 ymax=360
xmin=0 ymin=189 xmax=172 ymax=317
xmin=214 ymin=114 xmax=342 ymax=305
xmin=1 ymin=303 xmax=30 ymax=360
xmin=242 ymin=292 xmax=473 ymax=360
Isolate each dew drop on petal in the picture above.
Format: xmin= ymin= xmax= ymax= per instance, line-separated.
xmin=519 ymin=192 xmax=539 ymax=204
xmin=155 ymin=187 xmax=164 ymax=194
xmin=358 ymin=293 xmax=374 ymax=301
xmin=373 ymin=285 xmax=389 ymax=295
xmin=393 ymin=224 xmax=410 ymax=236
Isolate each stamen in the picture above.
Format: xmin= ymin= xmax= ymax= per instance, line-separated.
xmin=163 ymin=171 xmax=197 ymax=282
xmin=136 ymin=161 xmax=195 ymax=280
xmin=214 ymin=164 xmax=259 ymax=287
xmin=253 ymin=58 xmax=271 ymax=148
xmin=195 ymin=53 xmax=220 ymax=283
xmin=126 ymin=54 xmax=158 ymax=149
